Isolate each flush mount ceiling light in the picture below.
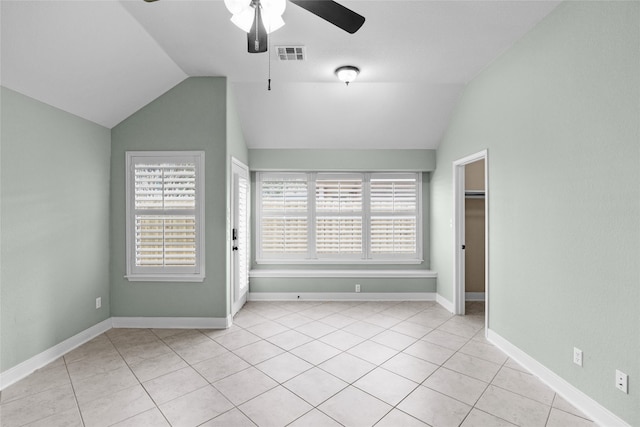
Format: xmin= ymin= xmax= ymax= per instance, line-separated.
xmin=335 ymin=66 xmax=360 ymax=86
xmin=225 ymin=0 xmax=286 ymax=34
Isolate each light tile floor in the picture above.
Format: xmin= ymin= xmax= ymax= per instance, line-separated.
xmin=0 ymin=301 xmax=596 ymax=427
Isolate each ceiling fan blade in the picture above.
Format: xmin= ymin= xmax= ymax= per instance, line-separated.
xmin=248 ymin=4 xmax=268 ymax=53
xmin=290 ymin=0 xmax=364 ymax=34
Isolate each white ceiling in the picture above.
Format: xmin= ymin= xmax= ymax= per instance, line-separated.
xmin=1 ymin=0 xmax=560 ymax=149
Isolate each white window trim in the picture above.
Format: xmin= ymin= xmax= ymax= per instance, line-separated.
xmin=256 ymin=171 xmax=423 ymax=264
xmin=125 ymin=151 xmax=206 ymax=282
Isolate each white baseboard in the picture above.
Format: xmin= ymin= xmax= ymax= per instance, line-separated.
xmin=248 ymin=292 xmax=436 ymax=301
xmin=465 ymin=292 xmax=485 ymax=301
xmin=0 ymin=318 xmax=112 ymax=390
xmin=0 ymin=315 xmax=232 ymax=391
xmin=111 ymin=316 xmax=231 ymax=329
xmin=436 ymin=294 xmax=454 ymax=313
xmin=487 ymin=330 xmax=630 ymax=427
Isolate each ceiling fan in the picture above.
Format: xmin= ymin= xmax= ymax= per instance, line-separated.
xmin=143 ymin=0 xmax=365 ymax=54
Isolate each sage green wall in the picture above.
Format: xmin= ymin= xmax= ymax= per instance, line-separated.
xmin=431 ymin=2 xmax=639 ymax=424
xmin=248 ymin=149 xmax=434 ymax=294
xmin=249 ymin=149 xmax=435 ymax=172
xmin=250 ymin=278 xmax=436 ymax=294
xmin=1 ymin=87 xmax=111 ymax=372
xmin=110 ymin=77 xmax=230 ymax=318
xmin=226 ymin=84 xmax=248 ymax=166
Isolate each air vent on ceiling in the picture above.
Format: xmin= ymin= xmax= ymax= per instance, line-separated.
xmin=275 ymin=46 xmax=306 ymax=61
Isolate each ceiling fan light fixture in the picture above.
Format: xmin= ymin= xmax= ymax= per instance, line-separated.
xmin=335 ymin=66 xmax=360 ymax=85
xmin=230 ymin=8 xmax=255 ymax=32
xmin=261 ymin=0 xmax=286 ymax=17
xmin=226 ymin=0 xmax=286 ymax=34
xmin=224 ymin=0 xmax=251 ymax=15
xmin=261 ymin=10 xmax=285 ymax=33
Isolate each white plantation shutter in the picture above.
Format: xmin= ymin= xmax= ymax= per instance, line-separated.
xmin=315 ymin=177 xmax=362 ymax=212
xmin=258 ymin=174 xmax=309 ymax=258
xmin=238 ymin=175 xmax=249 ymax=291
xmin=316 ymin=175 xmax=363 ymax=256
xmin=134 ymin=163 xmax=196 ymax=210
xmin=261 ymin=178 xmax=308 ymax=212
xmin=371 ymin=177 xmax=417 ymax=212
xmin=135 ymin=216 xmax=196 ymax=266
xmin=134 ymin=163 xmax=197 ymax=267
xmin=316 ymin=217 xmax=362 ymax=254
xmin=126 ymin=152 xmax=205 ymax=280
xmin=261 ymin=217 xmax=308 ymax=253
xmin=370 ymin=174 xmax=419 ymax=257
xmin=256 ymin=172 xmax=421 ymax=263
xmin=371 ymin=217 xmax=417 ymax=253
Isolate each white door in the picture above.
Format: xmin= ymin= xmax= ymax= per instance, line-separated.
xmin=231 ymin=159 xmax=250 ymax=316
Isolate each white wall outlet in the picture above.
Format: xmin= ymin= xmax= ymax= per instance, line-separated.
xmin=96 ymin=297 xmax=102 ymax=309
xmin=615 ymin=370 xmax=628 ymax=394
xmin=355 ymin=284 xmax=361 ymax=293
xmin=573 ymin=347 xmax=583 ymax=367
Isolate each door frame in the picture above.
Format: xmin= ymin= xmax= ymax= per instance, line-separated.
xmin=452 ymin=150 xmax=489 ymax=330
xmin=230 ymin=157 xmax=250 ymax=317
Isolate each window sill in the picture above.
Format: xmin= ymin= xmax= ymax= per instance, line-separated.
xmin=125 ymin=275 xmax=205 ymax=283
xmin=249 ymin=269 xmax=436 ymax=279
xmin=255 ymin=259 xmax=424 ymax=265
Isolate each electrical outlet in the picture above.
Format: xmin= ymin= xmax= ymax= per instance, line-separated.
xmin=355 ymin=284 xmax=361 ymax=293
xmin=616 ymin=370 xmax=628 ymax=394
xmin=573 ymin=347 xmax=583 ymax=367
xmin=96 ymin=297 xmax=101 ymax=309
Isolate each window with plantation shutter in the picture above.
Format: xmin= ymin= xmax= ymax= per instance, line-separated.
xmin=370 ymin=174 xmax=419 ymax=257
xmin=258 ymin=174 xmax=309 ymax=258
xmin=316 ymin=174 xmax=363 ymax=257
xmin=126 ymin=151 xmax=205 ymax=281
xmin=256 ymin=172 xmax=422 ymax=263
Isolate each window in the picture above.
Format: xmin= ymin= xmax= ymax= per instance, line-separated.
xmin=256 ymin=172 xmax=422 ymax=263
xmin=259 ymin=173 xmax=308 ymax=259
xmin=370 ymin=174 xmax=419 ymax=258
xmin=125 ymin=151 xmax=205 ymax=281
xmin=315 ymin=174 xmax=363 ymax=259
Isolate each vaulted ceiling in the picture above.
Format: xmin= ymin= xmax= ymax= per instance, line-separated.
xmin=1 ymin=0 xmax=560 ymax=149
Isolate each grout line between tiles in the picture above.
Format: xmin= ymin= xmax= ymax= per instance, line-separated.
xmin=3 ymin=301 xmax=592 ymax=427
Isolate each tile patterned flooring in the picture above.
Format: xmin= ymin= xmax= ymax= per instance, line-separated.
xmin=0 ymin=301 xmax=595 ymax=427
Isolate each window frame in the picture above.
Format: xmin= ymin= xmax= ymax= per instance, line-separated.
xmin=125 ymin=151 xmax=206 ymax=282
xmin=256 ymin=171 xmax=423 ymax=264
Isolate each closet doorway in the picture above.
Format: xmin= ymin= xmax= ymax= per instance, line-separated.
xmin=464 ymin=159 xmax=486 ymax=303
xmin=453 ymin=150 xmax=488 ymax=327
